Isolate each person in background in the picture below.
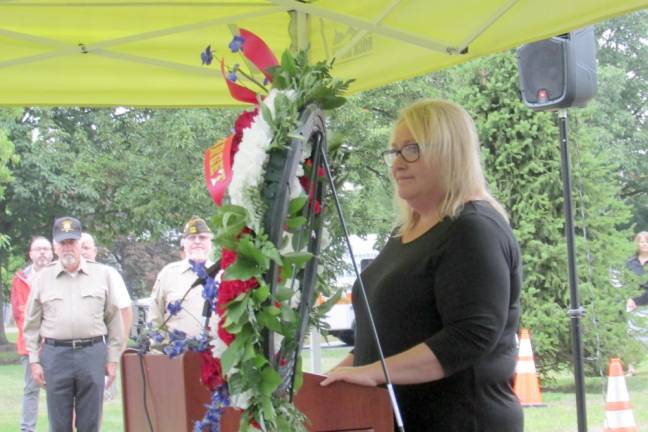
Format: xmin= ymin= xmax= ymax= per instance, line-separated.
xmin=11 ymin=235 xmax=53 ymax=432
xmin=80 ymin=232 xmax=133 ymax=345
xmin=148 ymin=216 xmax=217 ymax=337
xmin=23 ymin=217 xmax=124 ymax=432
xmin=321 ymin=99 xmax=523 ymax=431
xmin=625 ymin=230 xmax=648 ymax=375
xmin=80 ymin=232 xmax=132 ymax=401
xmin=179 ymin=237 xmax=186 ymax=260
xmin=626 ymin=231 xmax=648 ymax=312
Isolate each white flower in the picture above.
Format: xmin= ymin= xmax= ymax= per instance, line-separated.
xmin=228 ymin=89 xmax=299 ymax=229
xmin=210 ymin=336 xmax=228 ymax=358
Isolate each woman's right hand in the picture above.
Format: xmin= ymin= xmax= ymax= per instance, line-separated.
xmin=320 ymin=363 xmax=382 ymax=388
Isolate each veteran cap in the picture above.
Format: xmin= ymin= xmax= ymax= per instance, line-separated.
xmin=52 ymin=216 xmax=82 ymax=243
xmin=183 ymin=216 xmax=211 ymax=237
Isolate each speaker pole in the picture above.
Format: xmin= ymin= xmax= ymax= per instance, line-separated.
xmin=558 ymin=109 xmax=588 ymax=432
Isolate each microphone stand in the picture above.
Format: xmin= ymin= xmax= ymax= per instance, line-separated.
xmin=320 ymin=148 xmax=406 ymax=432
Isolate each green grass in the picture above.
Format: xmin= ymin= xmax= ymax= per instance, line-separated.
xmin=0 ymin=345 xmax=645 ymax=432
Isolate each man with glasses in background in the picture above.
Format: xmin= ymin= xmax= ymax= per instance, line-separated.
xmin=11 ymin=235 xmax=53 ymax=432
xmin=148 ymin=216 xmax=217 ymax=337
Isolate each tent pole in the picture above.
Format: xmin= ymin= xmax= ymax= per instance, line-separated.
xmin=289 ymin=9 xmax=311 ymax=54
xmin=558 ymin=109 xmax=588 ymax=432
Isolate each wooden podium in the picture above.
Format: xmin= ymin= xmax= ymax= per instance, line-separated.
xmin=122 ymin=350 xmax=393 ymax=431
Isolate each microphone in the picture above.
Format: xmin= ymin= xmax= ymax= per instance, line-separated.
xmin=190 ymin=260 xmax=221 ymax=332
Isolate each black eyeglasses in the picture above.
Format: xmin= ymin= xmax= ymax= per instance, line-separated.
xmin=381 ymin=143 xmax=420 ymax=166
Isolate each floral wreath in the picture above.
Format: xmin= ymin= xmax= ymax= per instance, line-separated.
xmin=138 ymin=29 xmax=352 ymax=431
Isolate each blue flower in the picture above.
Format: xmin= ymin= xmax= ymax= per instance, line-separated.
xmin=188 ymin=334 xmax=210 ymax=352
xmin=163 ymin=339 xmax=188 ymax=358
xmin=227 ymin=71 xmax=237 ymax=82
xmin=149 ymin=331 xmax=165 ymax=344
xmin=168 ymin=329 xmax=187 ymax=342
xmin=202 ymin=278 xmax=219 ymax=301
xmin=228 ymin=35 xmax=244 ymax=53
xmin=190 ymin=259 xmax=208 ymax=278
xmin=193 ymin=385 xmax=229 ymax=431
xmin=200 ymin=45 xmax=213 ymax=65
xmin=167 ymin=300 xmax=182 ymax=316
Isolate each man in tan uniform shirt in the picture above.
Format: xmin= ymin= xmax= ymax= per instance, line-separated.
xmin=148 ymin=216 xmax=217 ymax=337
xmin=23 ymin=216 xmax=124 ymax=432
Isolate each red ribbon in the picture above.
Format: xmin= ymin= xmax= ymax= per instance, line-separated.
xmin=239 ymin=28 xmax=279 ymax=81
xmin=203 ymin=135 xmax=234 ymax=206
xmin=220 ymin=59 xmax=258 ymax=104
xmin=221 ymin=29 xmax=279 ymax=104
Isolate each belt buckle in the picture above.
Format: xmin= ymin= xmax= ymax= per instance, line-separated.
xmin=72 ymin=339 xmax=84 ymax=349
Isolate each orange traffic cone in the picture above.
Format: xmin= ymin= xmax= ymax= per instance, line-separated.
xmin=603 ymin=358 xmax=637 ymax=432
xmin=513 ymin=328 xmax=545 ymax=406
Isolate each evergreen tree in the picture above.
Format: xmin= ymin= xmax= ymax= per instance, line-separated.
xmin=446 ymin=50 xmax=639 ymax=375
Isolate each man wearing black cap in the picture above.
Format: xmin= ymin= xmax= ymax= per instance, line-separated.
xmin=149 ymin=215 xmax=218 ymax=336
xmin=22 ymin=216 xmax=124 ymax=432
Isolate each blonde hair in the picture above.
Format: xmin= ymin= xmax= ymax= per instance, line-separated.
xmin=392 ymin=99 xmax=507 ymax=235
xmin=635 ymin=231 xmax=648 ymax=254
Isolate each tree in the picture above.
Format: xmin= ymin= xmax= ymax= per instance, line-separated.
xmin=444 ymin=46 xmax=640 ymax=375
xmin=0 ymin=107 xmax=238 ymax=344
xmin=596 ymin=10 xmax=648 ymax=228
xmin=0 ymin=109 xmax=20 ymax=346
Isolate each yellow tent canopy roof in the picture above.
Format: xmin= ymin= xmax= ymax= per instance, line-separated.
xmin=0 ymin=0 xmax=646 ymax=107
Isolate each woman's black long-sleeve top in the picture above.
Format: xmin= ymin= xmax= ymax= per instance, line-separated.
xmin=352 ymin=201 xmax=523 ymax=431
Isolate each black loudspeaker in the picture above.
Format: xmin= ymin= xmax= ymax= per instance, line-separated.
xmin=517 ymin=27 xmax=597 ymax=110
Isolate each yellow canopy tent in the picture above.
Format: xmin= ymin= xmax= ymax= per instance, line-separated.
xmin=0 ymin=0 xmax=645 ymax=107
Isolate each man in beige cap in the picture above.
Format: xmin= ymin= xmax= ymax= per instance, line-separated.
xmin=148 ymin=216 xmax=217 ymax=336
xmin=22 ymin=216 xmax=124 ymax=432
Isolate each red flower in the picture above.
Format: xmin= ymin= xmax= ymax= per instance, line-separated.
xmin=200 ymin=351 xmax=224 ymax=391
xmin=231 ymin=108 xmax=259 ymax=158
xmin=311 ymin=199 xmax=321 ymax=215
xmin=221 ymin=248 xmax=237 ymax=269
xmin=217 ymin=278 xmax=258 ymax=314
xmin=298 ymin=160 xmax=323 ymax=216
xmin=218 ymin=317 xmax=235 ymax=346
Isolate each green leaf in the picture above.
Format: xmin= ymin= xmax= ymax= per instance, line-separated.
xmin=226 ymin=295 xmax=250 ymax=322
xmin=281 ymin=50 xmax=297 ymax=76
xmin=275 ymin=286 xmax=294 ymax=302
xmin=221 ymin=328 xmax=251 ymax=374
xmin=286 ymin=215 xmax=307 ymax=230
xmin=265 ymin=304 xmax=281 ymax=316
xmin=319 ymin=95 xmax=347 ymax=110
xmin=253 ymin=283 xmax=270 ymax=302
xmin=272 ymin=73 xmax=289 ymax=90
xmin=260 ymin=102 xmax=274 ymax=125
xmin=282 ymin=251 xmax=313 ymax=268
xmin=259 ymin=240 xmax=282 ymax=265
xmin=257 ymin=309 xmax=283 ymax=332
xmin=223 ymin=256 xmax=262 ymax=280
xmin=260 ymin=366 xmax=281 ymax=396
xmin=237 ymin=235 xmax=270 ymax=268
xmin=315 ymin=288 xmax=343 ymax=315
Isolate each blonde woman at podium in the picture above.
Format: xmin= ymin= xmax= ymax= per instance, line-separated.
xmin=322 ymin=100 xmax=523 ymax=432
